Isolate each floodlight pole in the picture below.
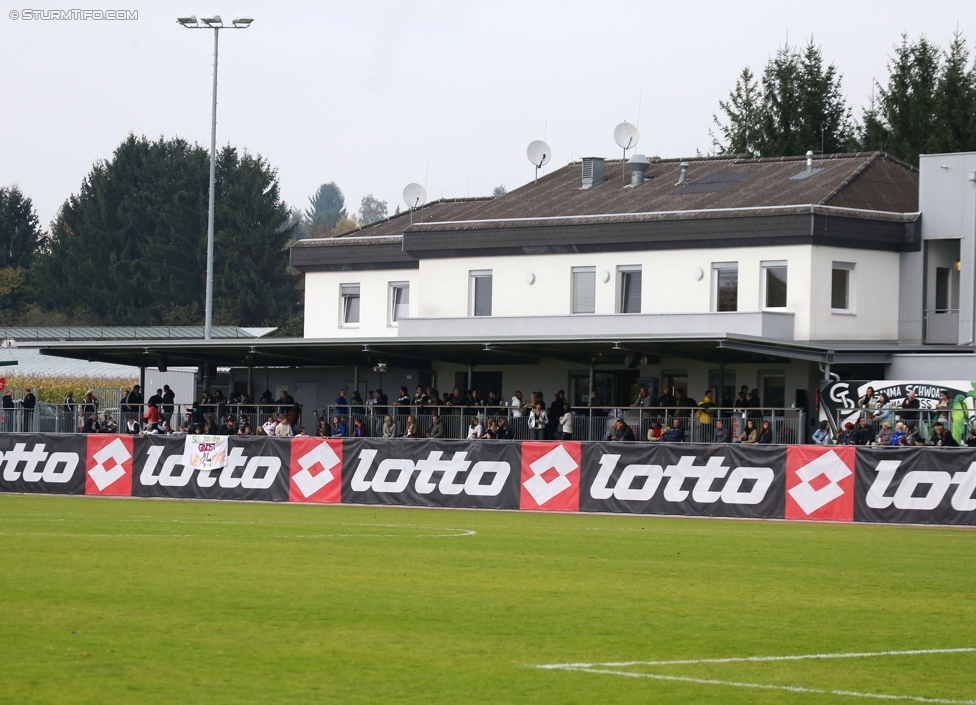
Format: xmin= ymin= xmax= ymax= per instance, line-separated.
xmin=177 ymin=16 xmax=252 ymax=340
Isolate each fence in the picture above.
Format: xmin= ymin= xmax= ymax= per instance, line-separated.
xmin=311 ymin=405 xmax=805 ymax=444
xmin=827 ymin=405 xmax=975 ymax=445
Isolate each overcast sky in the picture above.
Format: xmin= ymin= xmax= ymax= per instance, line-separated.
xmin=0 ymin=1 xmax=971 ymax=228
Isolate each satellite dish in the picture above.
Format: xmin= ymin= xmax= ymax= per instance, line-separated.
xmin=402 ymin=183 xmax=426 ymax=209
xmin=526 ymin=140 xmax=551 ymax=184
xmin=613 ymin=121 xmax=640 ymax=150
xmin=526 ymin=140 xmax=551 ymax=168
xmin=613 ymin=121 xmax=640 ymax=181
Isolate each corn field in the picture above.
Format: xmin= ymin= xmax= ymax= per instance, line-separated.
xmin=1 ymin=374 xmax=137 ymax=405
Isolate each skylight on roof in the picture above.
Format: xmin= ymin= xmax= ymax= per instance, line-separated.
xmin=672 ymin=171 xmax=752 ymax=194
xmin=789 ymin=167 xmax=825 ymax=180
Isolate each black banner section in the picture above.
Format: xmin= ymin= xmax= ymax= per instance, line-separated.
xmin=341 ymin=438 xmax=521 ymax=509
xmin=132 ymin=436 xmax=290 ymax=502
xmin=580 ymin=442 xmax=787 ymax=518
xmin=855 ymin=447 xmax=976 ymax=525
xmin=0 ymin=433 xmax=87 ymax=496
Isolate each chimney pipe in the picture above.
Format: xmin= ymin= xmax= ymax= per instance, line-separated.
xmin=627 ymin=154 xmax=650 ymax=186
xmin=806 ymin=150 xmax=814 ymax=173
xmin=675 ymin=161 xmax=689 ymax=186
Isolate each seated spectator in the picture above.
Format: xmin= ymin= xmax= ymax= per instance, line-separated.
xmin=101 ymin=410 xmax=119 ymax=434
xmin=159 ymin=421 xmax=173 ymax=435
xmin=262 ymin=415 xmax=277 ymax=437
xmin=837 ymin=422 xmax=856 ymax=445
xmin=757 ymin=420 xmax=773 ymax=444
xmin=295 ymin=426 xmax=308 ymax=437
xmin=403 ymin=416 xmax=420 ymax=438
xmin=382 ymin=415 xmax=397 ymax=438
xmin=467 ymin=416 xmax=483 ymax=440
xmin=316 ymin=417 xmax=330 ymax=437
xmin=877 ymin=421 xmax=893 ymax=446
xmin=331 ymin=415 xmax=345 ymax=438
xmin=482 ymin=419 xmax=498 ymax=439
xmin=663 ymin=418 xmax=685 ymax=442
xmin=255 ymin=426 xmax=267 ymax=437
xmin=853 ymin=418 xmax=874 ymax=446
xmin=495 ymin=417 xmax=512 ymax=440
xmin=238 ymin=422 xmax=252 ymax=436
xmin=82 ymin=414 xmax=101 ymax=434
xmin=713 ymin=419 xmax=731 ymax=444
xmin=738 ymin=419 xmax=759 ymax=444
xmin=647 ymin=420 xmax=669 ymax=441
xmin=891 ymin=422 xmax=907 ymax=446
xmin=812 ymin=421 xmax=832 ymax=445
xmin=427 ymin=415 xmax=445 ymax=439
xmin=966 ymin=428 xmax=976 ymax=448
xmin=274 ymin=414 xmax=293 ymax=437
xmin=927 ymin=422 xmax=959 ymax=447
xmin=609 ymin=418 xmax=635 ymax=441
xmin=125 ymin=417 xmax=141 ymax=435
xmin=352 ymin=418 xmax=368 ymax=437
xmin=221 ymin=417 xmax=238 ymax=436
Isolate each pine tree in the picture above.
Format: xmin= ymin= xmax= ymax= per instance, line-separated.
xmin=711 ymin=66 xmax=762 ymax=155
xmin=931 ymin=31 xmax=976 ymax=154
xmin=874 ymin=34 xmax=941 ymax=165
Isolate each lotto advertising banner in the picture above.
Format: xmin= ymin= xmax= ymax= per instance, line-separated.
xmin=855 ymin=446 xmax=976 ymax=526
xmin=0 ymin=433 xmax=88 ymax=495
xmin=580 ymin=443 xmax=786 ymax=518
xmin=2 ymin=434 xmax=976 ymax=526
xmin=341 ymin=438 xmax=522 ymax=509
xmin=132 ymin=436 xmax=290 ymax=502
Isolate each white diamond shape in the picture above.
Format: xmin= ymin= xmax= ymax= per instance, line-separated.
xmin=788 ymin=450 xmax=852 ymax=515
xmin=88 ymin=437 xmax=131 ymax=491
xmin=524 ymin=445 xmax=578 ymax=506
xmin=293 ymin=442 xmax=341 ymax=498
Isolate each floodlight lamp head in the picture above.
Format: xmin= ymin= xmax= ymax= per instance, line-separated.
xmin=200 ymin=15 xmax=222 ymax=26
xmin=176 ymin=15 xmax=198 ymax=26
xmin=232 ymin=17 xmax=253 ymax=27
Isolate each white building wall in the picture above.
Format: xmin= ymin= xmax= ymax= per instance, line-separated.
xmin=303 ymin=244 xmax=901 ymax=343
xmin=808 ymin=246 xmax=900 ymax=340
xmin=304 ymin=268 xmax=417 ymax=338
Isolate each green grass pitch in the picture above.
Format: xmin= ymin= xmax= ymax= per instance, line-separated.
xmin=1 ymin=494 xmax=974 ymax=704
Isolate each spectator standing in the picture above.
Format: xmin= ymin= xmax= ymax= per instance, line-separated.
xmin=528 ymin=403 xmax=548 ymax=441
xmin=558 ymin=403 xmax=574 ymax=441
xmin=812 ymin=421 xmax=833 ymax=445
xmin=22 ymin=388 xmax=36 ymax=430
xmin=162 ymin=385 xmax=175 ymax=425
xmin=334 ymin=389 xmax=349 ymax=417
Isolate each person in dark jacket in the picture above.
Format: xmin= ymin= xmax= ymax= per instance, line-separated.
xmin=663 ymin=418 xmax=685 ymax=442
xmin=713 ymin=419 xmax=731 ymax=443
xmin=22 ymin=388 xmax=36 ymax=429
xmin=757 ymin=420 xmax=774 ymax=444
xmin=609 ymin=418 xmax=635 ymax=441
xmin=853 ymin=417 xmax=874 ymax=445
xmin=927 ymin=422 xmax=959 ymax=447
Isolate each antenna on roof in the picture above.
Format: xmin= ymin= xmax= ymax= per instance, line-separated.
xmin=526 ymin=140 xmax=551 ymax=184
xmin=402 ymin=183 xmax=427 ymax=225
xmin=613 ymin=121 xmax=640 ymax=181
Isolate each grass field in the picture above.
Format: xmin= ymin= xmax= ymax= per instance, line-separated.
xmin=1 ymin=494 xmax=974 ymax=704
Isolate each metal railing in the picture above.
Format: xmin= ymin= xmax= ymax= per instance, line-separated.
xmin=828 ymin=405 xmax=975 ymax=445
xmin=310 ymin=404 xmax=806 ymax=443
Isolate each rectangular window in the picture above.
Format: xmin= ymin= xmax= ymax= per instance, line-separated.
xmin=572 ymin=267 xmax=596 ymax=314
xmin=713 ymin=263 xmax=738 ymax=312
xmin=389 ymin=282 xmax=409 ymax=325
xmin=470 ymin=270 xmax=492 ymax=317
xmin=831 ymin=262 xmax=854 ymax=312
xmin=763 ymin=261 xmax=788 ymax=309
xmin=340 ymin=283 xmax=360 ymax=326
xmin=935 ymin=267 xmax=950 ymax=313
xmin=617 ymin=266 xmax=642 ymax=313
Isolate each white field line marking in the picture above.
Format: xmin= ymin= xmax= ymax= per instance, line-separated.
xmin=539 ymin=647 xmax=976 ymax=669
xmin=549 ymin=666 xmax=976 ymax=704
xmin=0 ymin=527 xmax=476 ymax=539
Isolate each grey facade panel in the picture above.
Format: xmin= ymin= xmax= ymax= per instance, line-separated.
xmin=290 ymin=242 xmax=418 ymax=272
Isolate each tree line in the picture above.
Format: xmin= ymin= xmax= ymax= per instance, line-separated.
xmin=0 ymin=136 xmax=393 ymax=333
xmin=712 ymin=31 xmax=976 ymax=164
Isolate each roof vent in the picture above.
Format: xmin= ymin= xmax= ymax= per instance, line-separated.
xmin=675 ymin=161 xmax=689 ymax=186
xmin=626 ymin=154 xmax=650 ymax=186
xmin=581 ymin=157 xmax=604 ymax=189
xmin=790 ymin=152 xmax=824 ymax=180
xmin=806 ymin=150 xmax=814 ymax=172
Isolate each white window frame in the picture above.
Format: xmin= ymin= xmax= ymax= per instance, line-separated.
xmin=712 ymin=262 xmax=739 ymax=312
xmin=388 ymin=282 xmax=409 ymax=326
xmin=340 ymin=283 xmax=360 ymax=327
xmin=470 ymin=270 xmax=492 ymax=317
xmin=761 ymin=260 xmax=788 ymax=310
xmin=831 ymin=261 xmax=855 ymax=314
xmin=616 ymin=265 xmax=642 ymax=314
xmin=571 ymin=266 xmax=596 ymax=314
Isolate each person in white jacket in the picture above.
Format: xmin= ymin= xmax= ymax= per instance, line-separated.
xmin=528 ymin=403 xmax=548 ymax=441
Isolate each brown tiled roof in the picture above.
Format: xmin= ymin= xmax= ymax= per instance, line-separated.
xmin=289 ymin=152 xmax=919 ymax=263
